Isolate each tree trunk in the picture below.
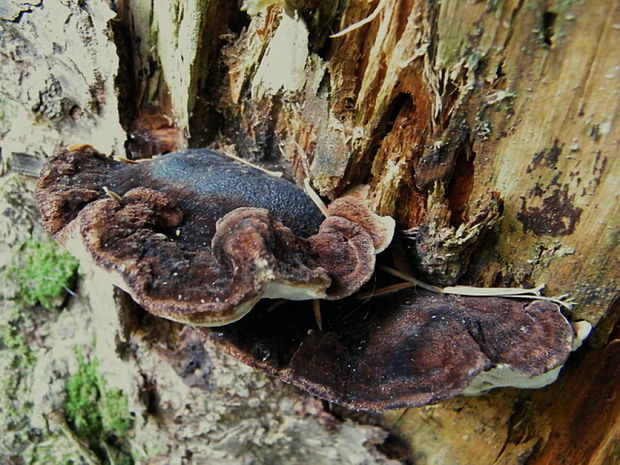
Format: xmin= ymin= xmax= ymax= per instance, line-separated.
xmin=1 ymin=0 xmax=617 ymax=464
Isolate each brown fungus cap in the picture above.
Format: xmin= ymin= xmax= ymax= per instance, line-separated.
xmin=201 ymin=290 xmax=575 ymax=410
xmin=35 ymin=145 xmax=395 ymax=326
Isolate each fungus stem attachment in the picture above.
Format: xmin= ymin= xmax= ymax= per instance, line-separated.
xmin=313 ymin=299 xmax=323 ymax=331
xmin=375 ymin=266 xmax=574 ymax=309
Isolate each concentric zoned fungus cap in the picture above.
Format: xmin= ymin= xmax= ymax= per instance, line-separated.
xmin=35 ymin=145 xmax=395 ymax=326
xmin=202 ymin=290 xmax=575 ymax=410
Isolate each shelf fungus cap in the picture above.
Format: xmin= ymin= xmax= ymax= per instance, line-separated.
xmin=35 ymin=145 xmax=394 ymax=326
xmin=203 ymin=291 xmax=576 ymax=410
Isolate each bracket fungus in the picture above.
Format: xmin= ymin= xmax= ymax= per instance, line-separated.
xmin=36 ymin=145 xmax=578 ymax=411
xmin=35 ymin=145 xmax=395 ymax=326
xmin=202 ymin=290 xmax=577 ymax=410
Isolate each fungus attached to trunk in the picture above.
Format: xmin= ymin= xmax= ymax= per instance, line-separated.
xmin=35 ymin=145 xmax=395 ymax=326
xmin=35 ymin=145 xmax=578 ymax=411
xmin=203 ymin=290 xmax=576 ymax=410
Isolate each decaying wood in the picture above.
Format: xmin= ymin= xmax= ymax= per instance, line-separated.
xmin=1 ymin=0 xmax=618 ymax=463
xmin=194 ymin=1 xmax=618 ymax=463
xmin=219 ymin=0 xmax=618 ymax=327
xmin=115 ymin=0 xmax=224 ymax=138
xmin=0 ymin=0 xmax=125 ymax=156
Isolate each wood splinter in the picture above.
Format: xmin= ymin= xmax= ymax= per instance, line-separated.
xmin=358 ymin=266 xmax=576 ymax=309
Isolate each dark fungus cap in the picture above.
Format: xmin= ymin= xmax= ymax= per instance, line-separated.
xmin=35 ymin=145 xmax=395 ymax=326
xmin=203 ymin=290 xmax=575 ymax=410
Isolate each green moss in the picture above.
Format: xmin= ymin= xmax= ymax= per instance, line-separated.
xmin=100 ymin=389 xmax=133 ymax=436
xmin=0 ymin=307 xmax=37 ymax=379
xmin=5 ymin=239 xmax=79 ymax=310
xmin=65 ymin=358 xmax=104 ymax=441
xmin=0 ymin=303 xmax=49 ymax=463
xmin=65 ymin=354 xmax=134 ymax=464
xmin=0 ymin=302 xmax=118 ymax=464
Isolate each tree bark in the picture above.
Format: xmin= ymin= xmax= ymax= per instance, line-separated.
xmin=1 ymin=0 xmax=618 ymax=464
